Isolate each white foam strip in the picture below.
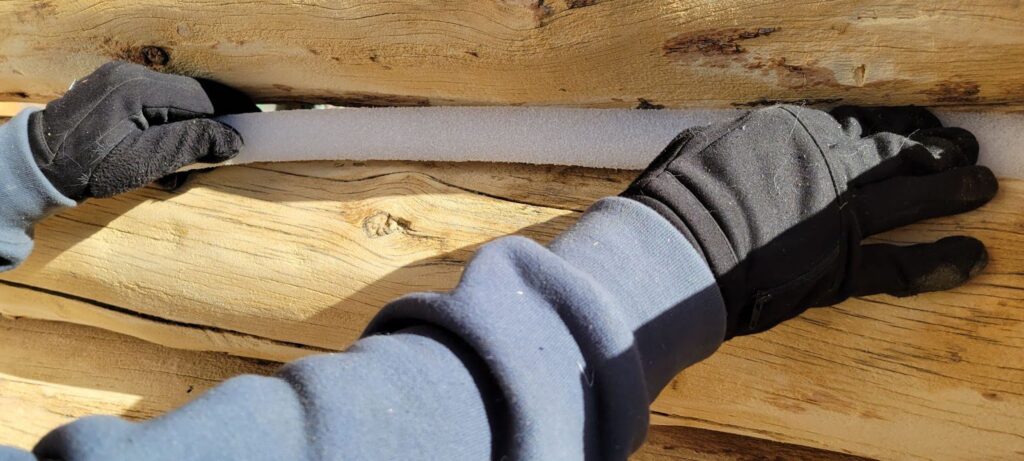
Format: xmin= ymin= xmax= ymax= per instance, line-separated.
xmin=935 ymin=111 xmax=1024 ymax=179
xmin=181 ymin=107 xmax=1022 ymax=178
xmin=183 ymin=107 xmax=742 ymax=171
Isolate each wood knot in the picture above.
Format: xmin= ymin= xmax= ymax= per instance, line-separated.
xmin=363 ymin=211 xmax=411 ymax=238
xmin=140 ymin=46 xmax=170 ymax=66
xmin=120 ymin=45 xmax=171 ymax=68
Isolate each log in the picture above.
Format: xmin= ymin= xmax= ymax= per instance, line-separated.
xmin=0 ymin=316 xmax=864 ymax=460
xmin=1 ymin=161 xmax=620 ymax=359
xmin=1 ymin=1 xmax=1023 ymax=108
xmin=1 ymin=159 xmax=1022 ymax=459
xmin=0 ymin=316 xmax=277 ymax=450
xmin=636 ymin=425 xmax=870 ymax=461
xmin=2 ymin=2 xmax=1022 ymax=457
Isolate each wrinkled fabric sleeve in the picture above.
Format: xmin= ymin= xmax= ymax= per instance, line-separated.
xmin=0 ymin=109 xmax=76 ymax=272
xmin=0 ymin=194 xmax=726 ymax=458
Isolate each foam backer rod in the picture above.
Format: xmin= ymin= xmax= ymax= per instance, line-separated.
xmin=182 ymin=107 xmax=1023 ymax=178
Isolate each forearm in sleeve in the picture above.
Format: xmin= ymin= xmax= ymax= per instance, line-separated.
xmin=0 ymin=194 xmax=726 ymax=461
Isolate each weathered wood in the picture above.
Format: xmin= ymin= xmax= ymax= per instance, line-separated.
xmin=1 ymin=161 xmax=620 ymax=359
xmin=636 ymin=425 xmax=871 ymax=461
xmin=0 ymin=316 xmax=277 ymax=450
xmin=1 ymin=160 xmax=1021 ymax=459
xmin=0 ymin=316 xmax=863 ymax=460
xmin=1 ymin=1 xmax=1023 ymax=108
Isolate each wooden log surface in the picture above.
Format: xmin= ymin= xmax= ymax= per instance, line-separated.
xmin=0 ymin=316 xmax=866 ymax=460
xmin=0 ymin=316 xmax=276 ymax=447
xmin=0 ymin=157 xmax=1021 ymax=459
xmin=2 ymin=2 xmax=1023 ymax=457
xmin=1 ymin=1 xmax=1023 ymax=109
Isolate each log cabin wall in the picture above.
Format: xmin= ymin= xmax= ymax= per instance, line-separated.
xmin=0 ymin=1 xmax=1022 ymax=460
xmin=0 ymin=1 xmax=1023 ymax=109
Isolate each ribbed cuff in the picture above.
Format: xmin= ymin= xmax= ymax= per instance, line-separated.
xmin=550 ymin=197 xmax=727 ymax=400
xmin=0 ymin=109 xmax=76 ymax=271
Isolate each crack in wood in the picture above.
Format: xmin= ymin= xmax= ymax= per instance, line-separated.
xmin=244 ymin=163 xmax=598 ymax=212
xmin=0 ymin=279 xmax=325 ymax=359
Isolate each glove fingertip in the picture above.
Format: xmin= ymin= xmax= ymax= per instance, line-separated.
xmin=908 ymin=236 xmax=988 ymax=294
xmin=938 ymin=165 xmax=999 ymax=211
xmin=915 ymin=127 xmax=980 ymax=166
xmin=964 ymin=239 xmax=989 ymax=279
xmin=942 ymin=127 xmax=980 ymax=165
xmin=965 ymin=166 xmax=999 ymax=203
xmin=200 ymin=120 xmax=243 ymax=162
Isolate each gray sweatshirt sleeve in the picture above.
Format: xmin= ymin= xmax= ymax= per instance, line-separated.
xmin=0 ymin=106 xmax=726 ymax=460
xmin=0 ymin=109 xmax=76 ymax=272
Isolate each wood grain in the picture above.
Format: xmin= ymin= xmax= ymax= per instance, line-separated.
xmin=636 ymin=425 xmax=871 ymax=461
xmin=0 ymin=161 xmax=617 ymax=359
xmin=1 ymin=1 xmax=1023 ymax=108
xmin=0 ymin=316 xmax=277 ymax=450
xmin=0 ymin=160 xmax=1021 ymax=459
xmin=0 ymin=316 xmax=863 ymax=460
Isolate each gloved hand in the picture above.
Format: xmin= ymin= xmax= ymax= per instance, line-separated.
xmin=28 ymin=61 xmax=258 ymax=200
xmin=623 ymin=105 xmax=998 ymax=338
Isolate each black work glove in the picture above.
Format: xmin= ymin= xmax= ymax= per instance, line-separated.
xmin=623 ymin=105 xmax=997 ymax=339
xmin=28 ymin=61 xmax=258 ymax=200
